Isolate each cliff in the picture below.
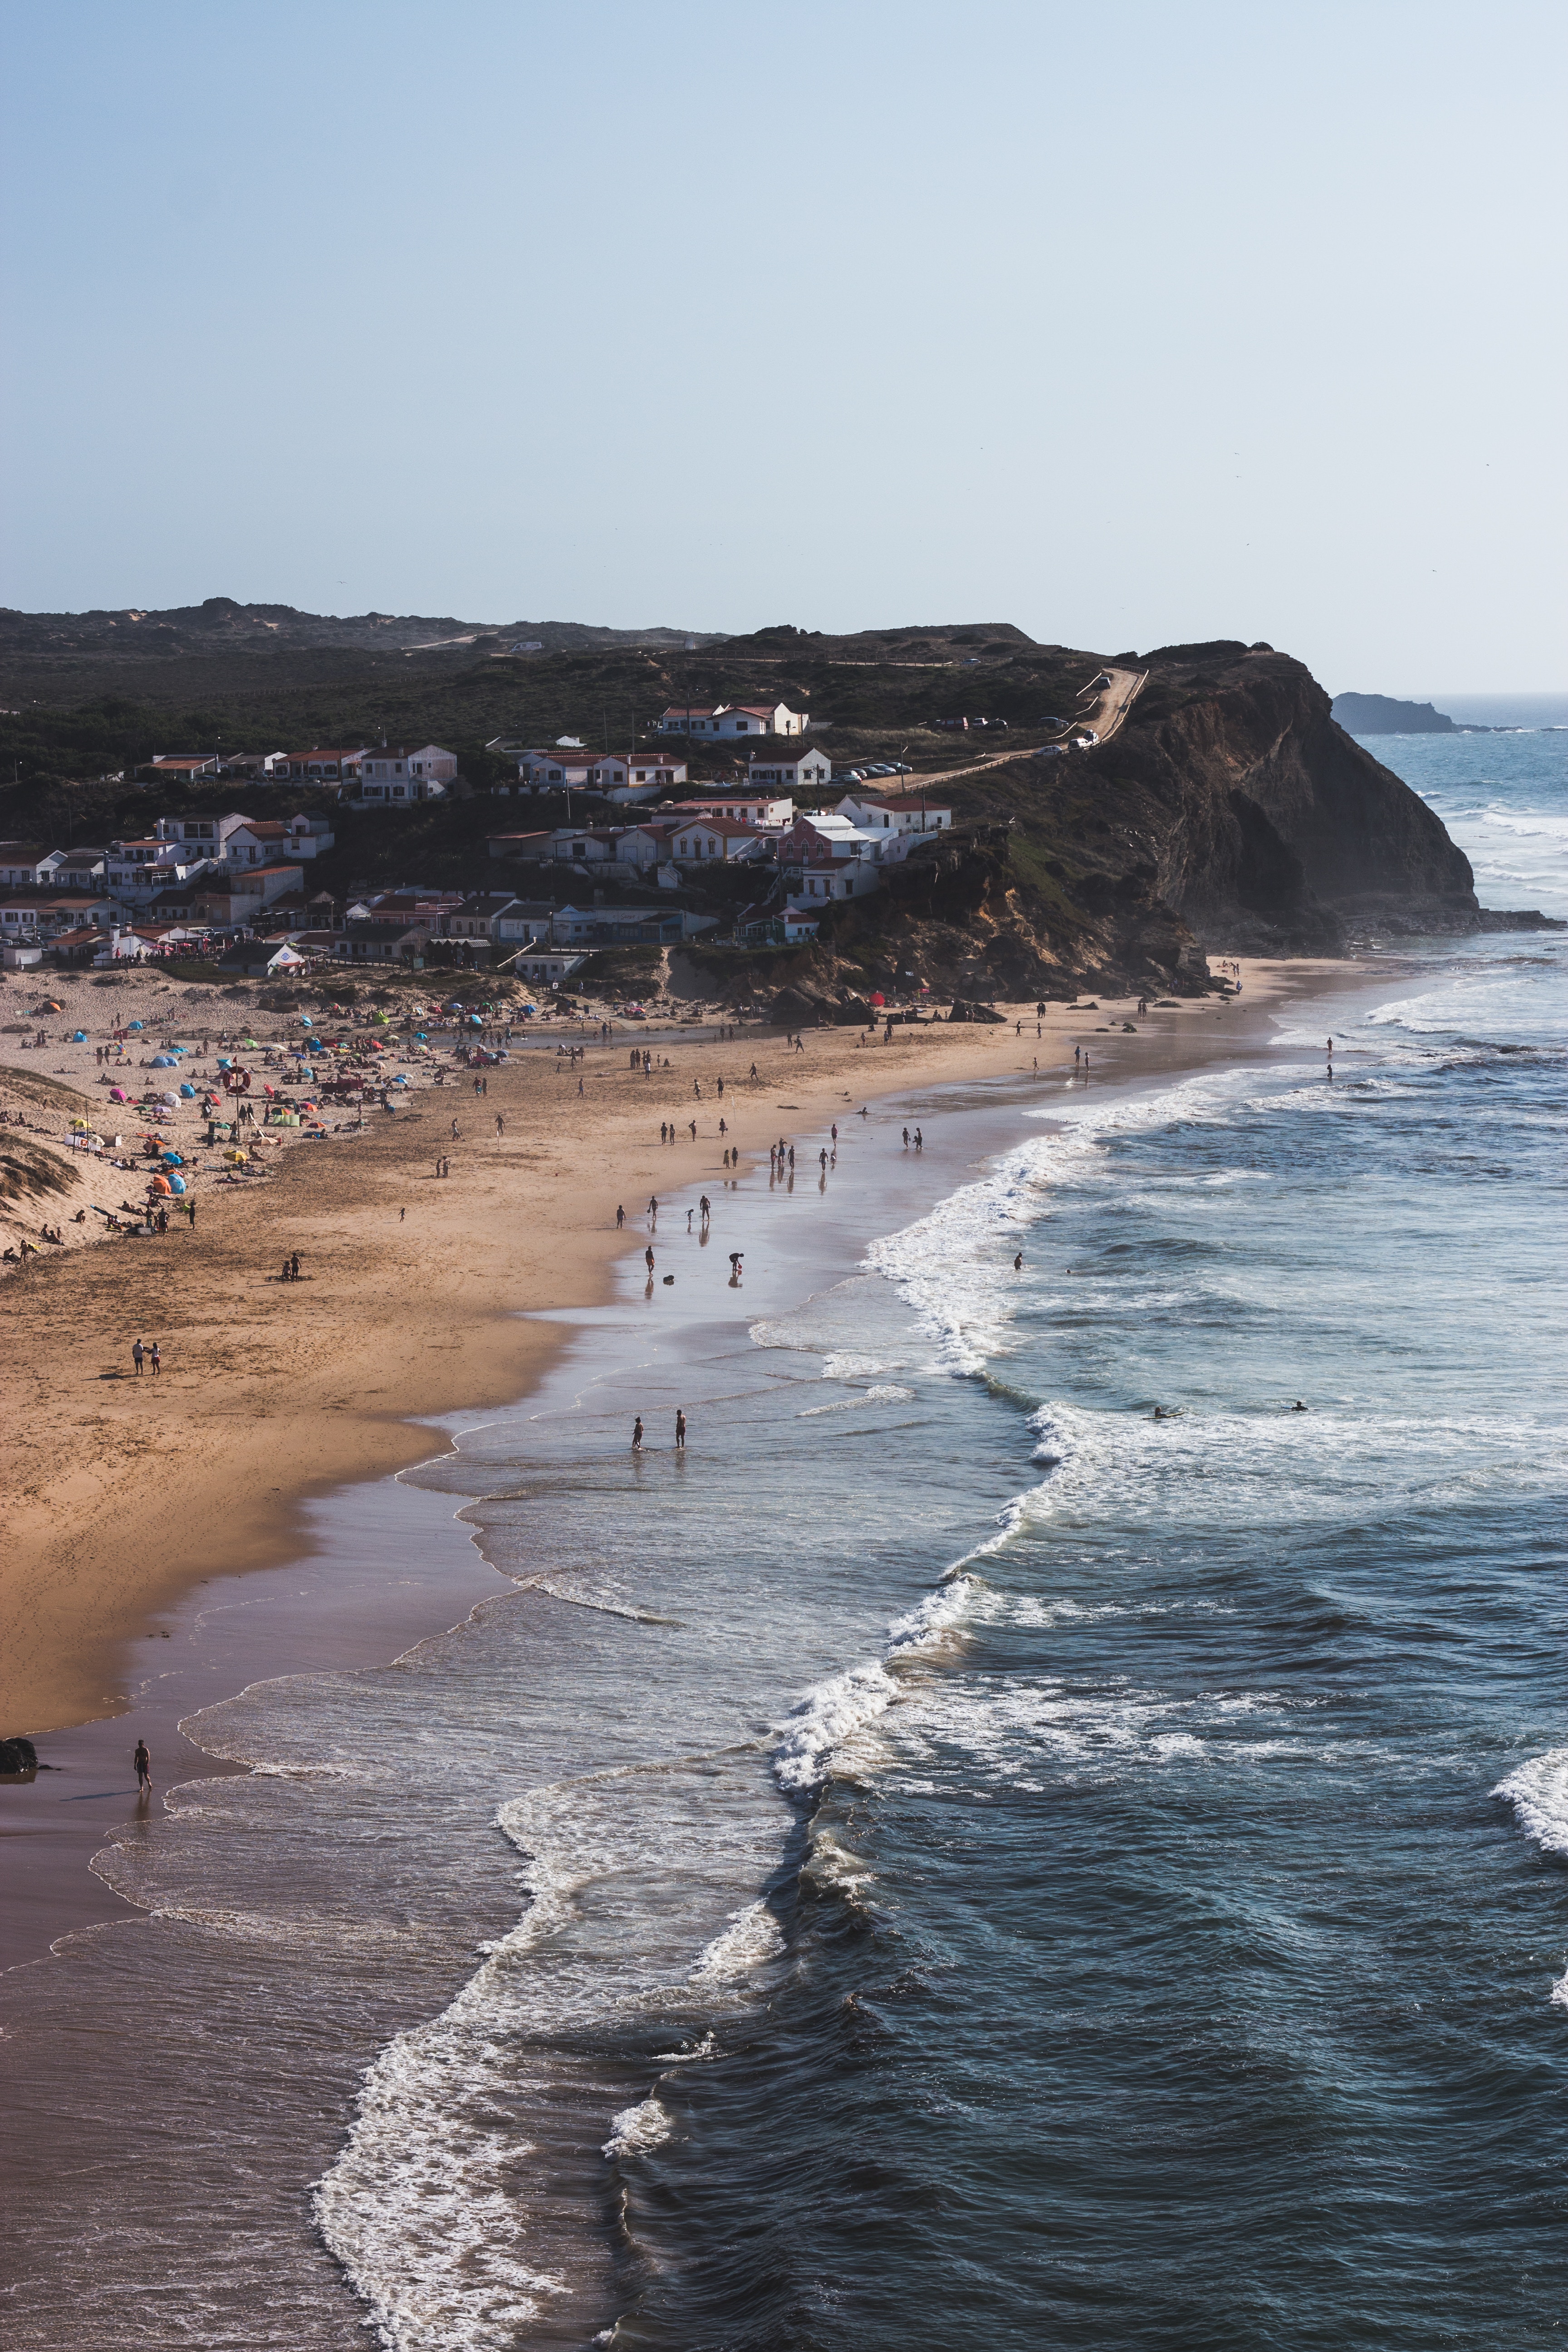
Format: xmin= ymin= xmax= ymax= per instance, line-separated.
xmin=760 ymin=642 xmax=1548 ymax=1017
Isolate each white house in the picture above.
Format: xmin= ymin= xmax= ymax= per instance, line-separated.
xmin=670 ymin=818 xmax=775 ymax=863
xmin=782 ymin=812 xmax=884 ymax=906
xmin=668 ymin=793 xmax=794 ymax=827
xmin=283 ymin=814 xmax=335 ymax=858
xmin=587 ymin=754 xmax=687 ymax=796
xmin=492 ymin=900 xmax=559 ymax=946
xmin=547 ymin=827 xmax=622 ymax=865
xmin=515 ymin=749 xmax=597 ymax=792
xmin=440 ymin=892 xmax=522 ymax=941
xmin=658 ymin=701 xmax=807 ymax=738
xmin=0 ymin=843 xmax=48 ymax=887
xmin=279 ymin=747 xmax=369 ymax=784
xmin=105 ymin=837 xmax=213 ymax=902
xmin=215 ymin=813 xmax=336 ymax=864
xmin=833 ymin=790 xmax=953 ymax=838
xmin=747 ymin=745 xmax=831 ymax=791
xmin=221 ymin=818 xmax=293 ymax=867
xmin=789 ymin=864 xmax=881 ymax=904
xmin=788 ymin=812 xmax=882 ymax=865
xmin=357 ymin=746 xmax=454 ymax=804
xmin=155 ymin=812 xmax=251 ymax=855
xmin=612 ymin=823 xmax=681 ymax=872
xmin=36 ymin=847 xmax=108 ymax=889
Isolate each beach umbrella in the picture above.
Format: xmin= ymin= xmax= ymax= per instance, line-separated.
xmin=109 ymin=1086 xmax=128 ymax=1102
xmin=225 ymin=1147 xmax=248 ymax=1165
xmin=159 ymin=1090 xmax=178 ymax=1105
xmin=128 ymin=1020 xmax=144 ymax=1031
xmin=40 ymin=999 xmax=63 ymax=1013
xmin=216 ymin=1056 xmax=232 ymax=1069
xmin=179 ymin=1083 xmax=197 ymax=1098
xmin=300 ymin=1016 xmax=313 ymax=1026
xmin=168 ymin=1175 xmax=186 ymax=1195
xmin=160 ymin=1150 xmax=185 ymax=1166
xmin=149 ymin=1174 xmax=172 ymax=1195
xmin=241 ymin=1037 xmax=259 ymax=1048
xmin=73 ymin=1029 xmax=88 ymax=1041
xmin=70 ymin=1116 xmax=89 ymax=1130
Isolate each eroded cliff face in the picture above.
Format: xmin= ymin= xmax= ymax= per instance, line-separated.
xmin=1121 ymin=646 xmax=1478 ymax=947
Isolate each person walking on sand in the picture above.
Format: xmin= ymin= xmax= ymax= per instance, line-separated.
xmin=648 ymin=1195 xmax=658 ymax=1220
xmin=132 ymin=1338 xmax=145 ymax=1375
xmin=150 ymin=1342 xmax=161 ymax=1375
xmin=134 ymin=1739 xmax=152 ymax=1795
xmin=675 ymin=1409 xmax=686 ymax=1450
xmin=616 ymin=1204 xmax=625 ymax=1228
xmin=632 ymin=1416 xmax=644 ymax=1450
xmin=496 ymin=1113 xmax=505 ymax=1136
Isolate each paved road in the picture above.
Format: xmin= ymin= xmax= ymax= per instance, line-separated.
xmin=911 ymin=666 xmax=1147 ymax=789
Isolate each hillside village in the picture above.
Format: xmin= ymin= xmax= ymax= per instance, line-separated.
xmin=0 ymin=678 xmax=1049 ymax=998
xmin=1 ymin=617 xmax=1489 ymax=1026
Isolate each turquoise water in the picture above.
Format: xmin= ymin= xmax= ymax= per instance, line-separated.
xmin=2 ymin=730 xmax=1563 ymax=2350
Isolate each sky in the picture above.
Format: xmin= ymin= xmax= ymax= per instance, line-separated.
xmin=1 ymin=0 xmax=1562 ymax=693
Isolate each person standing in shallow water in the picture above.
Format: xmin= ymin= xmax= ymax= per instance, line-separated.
xmin=134 ymin=1739 xmax=152 ymax=1795
xmin=632 ymin=1417 xmax=644 ymax=1450
xmin=675 ymin=1409 xmax=686 ymax=1450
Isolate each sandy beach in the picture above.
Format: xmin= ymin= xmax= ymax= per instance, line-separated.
xmin=0 ymin=957 xmax=1358 ymax=1747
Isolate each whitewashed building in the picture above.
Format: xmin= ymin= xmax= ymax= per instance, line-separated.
xmin=658 ymin=701 xmax=807 ymax=738
xmin=747 ymin=744 xmax=832 ymax=791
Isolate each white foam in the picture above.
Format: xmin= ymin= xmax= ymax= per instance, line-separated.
xmin=602 ymin=2098 xmax=674 ymax=2160
xmin=772 ymin=1660 xmax=901 ymax=1797
xmin=691 ymin=1900 xmax=785 ymax=1981
xmin=1494 ymin=1747 xmax=1568 ymax=1858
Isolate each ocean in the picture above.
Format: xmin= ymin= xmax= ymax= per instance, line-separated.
xmin=3 ymin=725 xmax=1564 ymax=2350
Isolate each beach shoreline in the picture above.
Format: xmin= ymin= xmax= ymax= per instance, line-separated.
xmin=0 ymin=951 xmax=1392 ymax=1968
xmin=0 ymin=955 xmax=1373 ymax=1751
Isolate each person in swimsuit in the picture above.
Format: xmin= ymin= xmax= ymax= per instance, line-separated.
xmin=134 ymin=1740 xmax=152 ymax=1794
xmin=632 ymin=1417 xmax=644 ymax=1449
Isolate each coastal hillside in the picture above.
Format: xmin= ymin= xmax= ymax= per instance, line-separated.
xmin=0 ymin=617 xmax=1535 ymax=1011
xmin=764 ymin=640 xmax=1499 ymax=1013
xmin=0 ymin=597 xmax=726 ymax=700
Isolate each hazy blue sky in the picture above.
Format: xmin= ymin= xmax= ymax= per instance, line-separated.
xmin=2 ymin=0 xmax=1561 ymax=691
